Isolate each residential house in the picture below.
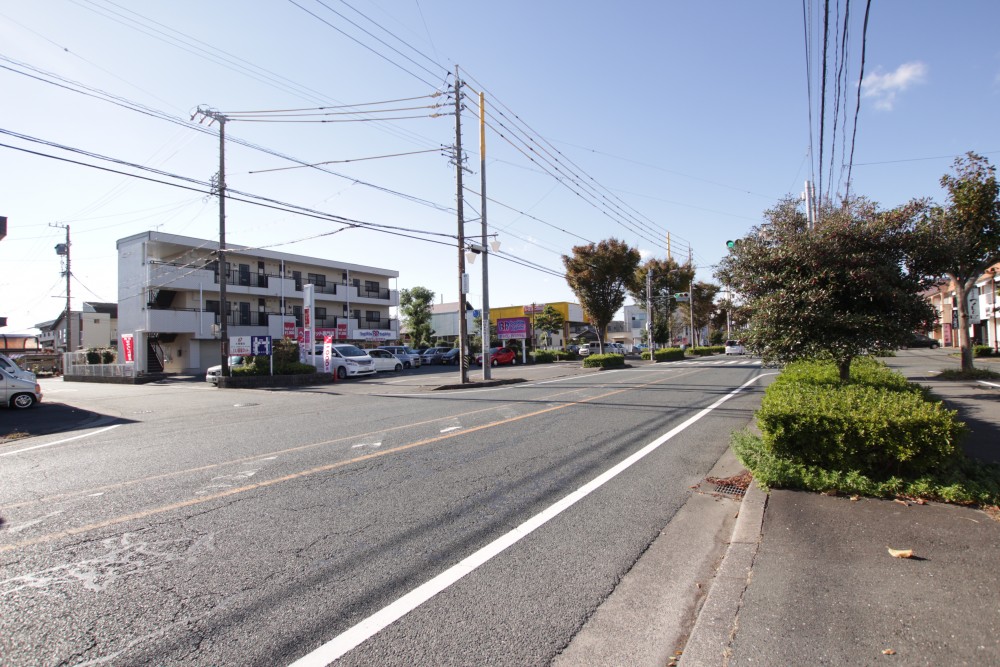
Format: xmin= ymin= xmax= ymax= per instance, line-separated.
xmin=923 ymin=262 xmax=1000 ymax=351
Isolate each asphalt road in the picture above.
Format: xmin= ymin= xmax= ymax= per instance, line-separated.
xmin=1 ymin=357 xmax=767 ymax=666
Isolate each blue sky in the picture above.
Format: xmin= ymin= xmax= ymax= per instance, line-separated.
xmin=2 ymin=1 xmax=998 ymax=333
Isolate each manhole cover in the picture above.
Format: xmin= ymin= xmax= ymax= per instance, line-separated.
xmin=233 ymin=403 xmax=259 ymax=408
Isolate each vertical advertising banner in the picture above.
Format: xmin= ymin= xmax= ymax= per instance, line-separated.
xmin=120 ymin=334 xmax=135 ymax=363
xmin=323 ymin=335 xmax=333 ymax=373
xmin=303 ymin=283 xmax=315 ymax=357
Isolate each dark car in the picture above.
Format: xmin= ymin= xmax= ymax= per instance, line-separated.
xmin=906 ymin=334 xmax=940 ymax=349
xmin=420 ymin=348 xmax=448 ymax=365
xmin=439 ymin=348 xmax=461 ymax=365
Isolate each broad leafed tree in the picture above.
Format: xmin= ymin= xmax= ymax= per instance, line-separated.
xmin=912 ymin=152 xmax=1000 ymax=372
xmin=563 ymin=239 xmax=641 ymax=354
xmin=717 ymin=195 xmax=936 ymax=381
xmin=399 ymin=286 xmax=435 ymax=348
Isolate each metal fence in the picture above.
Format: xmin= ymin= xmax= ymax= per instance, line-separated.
xmin=64 ymin=351 xmax=136 ymax=378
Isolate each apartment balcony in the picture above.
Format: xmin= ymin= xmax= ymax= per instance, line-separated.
xmin=145 ymin=308 xmax=217 ymax=337
xmin=344 ymin=285 xmax=399 ymax=306
xmin=148 ymin=261 xmax=216 ymax=291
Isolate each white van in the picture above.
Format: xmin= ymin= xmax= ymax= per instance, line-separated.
xmin=0 ymin=353 xmax=37 ymax=382
xmin=1 ymin=365 xmax=42 ymax=409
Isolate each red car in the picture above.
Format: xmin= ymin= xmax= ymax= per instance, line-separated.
xmin=475 ymin=347 xmax=518 ymax=366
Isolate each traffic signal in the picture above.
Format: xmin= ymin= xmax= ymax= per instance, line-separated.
xmin=726 ymin=239 xmax=737 ymax=249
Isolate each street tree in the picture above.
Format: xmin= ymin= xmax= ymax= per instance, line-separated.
xmin=912 ymin=152 xmax=1000 ymax=372
xmin=563 ymin=239 xmax=641 ymax=354
xmin=399 ymin=286 xmax=435 ymax=347
xmin=533 ymin=305 xmax=565 ymax=349
xmin=716 ymin=195 xmax=936 ymax=381
xmin=691 ymin=280 xmax=721 ymax=345
xmin=631 ymin=257 xmax=695 ymax=342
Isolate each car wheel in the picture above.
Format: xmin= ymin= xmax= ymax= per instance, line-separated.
xmin=491 ymin=358 xmax=498 ymax=367
xmin=394 ymin=363 xmax=402 ymax=372
xmin=932 ymin=343 xmax=940 ymax=349
xmin=11 ymin=393 xmax=36 ymax=409
xmin=337 ymin=366 xmax=347 ymax=380
xmin=511 ymin=356 xmax=517 ymax=365
xmin=404 ymin=361 xmax=411 ymax=369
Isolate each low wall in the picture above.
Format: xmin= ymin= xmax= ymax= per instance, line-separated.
xmin=217 ymin=373 xmax=334 ymax=389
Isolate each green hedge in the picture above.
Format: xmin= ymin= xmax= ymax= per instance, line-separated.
xmin=531 ymin=350 xmax=557 ymax=364
xmin=754 ymin=359 xmax=965 ymax=480
xmin=653 ymin=348 xmax=685 ymax=362
xmin=582 ymin=353 xmax=626 ymax=369
xmin=973 ymin=345 xmax=994 ymax=357
xmin=232 ymin=356 xmax=317 ymax=376
xmin=691 ymin=346 xmax=724 ymax=356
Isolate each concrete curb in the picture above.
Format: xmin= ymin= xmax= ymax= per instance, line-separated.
xmin=680 ymin=482 xmax=768 ymax=666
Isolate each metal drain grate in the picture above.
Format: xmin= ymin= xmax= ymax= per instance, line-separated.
xmin=714 ymin=483 xmax=747 ymax=497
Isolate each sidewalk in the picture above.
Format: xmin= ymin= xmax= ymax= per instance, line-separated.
xmin=682 ymin=358 xmax=1000 ymax=666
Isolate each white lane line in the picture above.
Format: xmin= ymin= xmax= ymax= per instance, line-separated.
xmin=439 ymin=426 xmax=462 ymax=433
xmin=978 ymin=380 xmax=1000 ymax=388
xmin=288 ymin=373 xmax=771 ymax=667
xmin=0 ymin=424 xmax=121 ymax=457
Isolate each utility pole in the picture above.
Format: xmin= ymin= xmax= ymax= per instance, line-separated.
xmin=479 ymin=90 xmax=491 ymax=381
xmin=51 ymin=223 xmax=71 ymax=354
xmin=646 ymin=268 xmax=652 ymax=347
xmin=196 ymin=106 xmax=230 ymax=377
xmin=454 ymin=67 xmax=468 ymax=384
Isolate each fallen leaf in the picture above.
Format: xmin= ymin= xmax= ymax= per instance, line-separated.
xmin=887 ymin=547 xmax=914 ymax=558
xmin=893 ymin=499 xmax=909 ymax=506
xmin=850 ymin=495 xmax=860 ymax=501
xmin=882 ymin=648 xmax=896 ymax=655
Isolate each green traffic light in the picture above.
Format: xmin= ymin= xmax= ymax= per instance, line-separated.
xmin=726 ymin=240 xmax=735 ymax=249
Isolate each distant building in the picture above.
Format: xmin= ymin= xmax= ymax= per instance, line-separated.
xmin=488 ymin=302 xmax=587 ymax=349
xmin=922 ymin=263 xmax=1000 ymax=351
xmin=117 ymin=231 xmax=399 ymax=375
xmin=35 ymin=302 xmax=118 ymax=353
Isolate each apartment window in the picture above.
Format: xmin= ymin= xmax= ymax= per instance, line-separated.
xmin=205 ymin=300 xmax=220 ymax=315
xmin=315 ymin=307 xmax=327 ymax=321
xmin=366 ymin=310 xmax=381 ymax=323
xmin=239 ymin=264 xmax=251 ymax=287
xmin=365 ymin=280 xmax=379 ymax=293
xmin=307 ymin=273 xmax=327 ymax=287
xmin=292 ymin=305 xmax=303 ymax=327
xmin=292 ymin=271 xmax=302 ymax=291
xmin=239 ymin=302 xmax=251 ymax=326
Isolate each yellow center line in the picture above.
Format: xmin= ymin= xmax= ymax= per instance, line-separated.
xmin=1 ymin=369 xmax=702 ymax=553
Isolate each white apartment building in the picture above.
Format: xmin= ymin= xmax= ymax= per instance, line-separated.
xmin=117 ymin=231 xmax=399 ymax=375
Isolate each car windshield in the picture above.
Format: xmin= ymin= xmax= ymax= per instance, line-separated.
xmin=335 ymin=345 xmax=366 ymax=357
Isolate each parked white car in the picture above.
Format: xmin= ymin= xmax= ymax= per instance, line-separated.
xmin=1 ymin=364 xmax=41 ymax=409
xmin=206 ymin=356 xmax=250 ymax=383
xmin=377 ymin=345 xmax=421 ymax=368
xmin=367 ymin=348 xmax=404 ymax=372
xmin=725 ymin=340 xmax=745 ymax=355
xmin=313 ymin=343 xmax=376 ymax=379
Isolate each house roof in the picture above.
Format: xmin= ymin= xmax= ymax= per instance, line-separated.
xmin=83 ymin=302 xmax=118 ymax=317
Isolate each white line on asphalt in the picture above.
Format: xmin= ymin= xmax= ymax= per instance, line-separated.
xmin=0 ymin=424 xmax=121 ymax=457
xmin=439 ymin=426 xmax=462 ymax=433
xmin=287 ymin=373 xmax=771 ymax=667
xmin=978 ymin=380 xmax=1000 ymax=388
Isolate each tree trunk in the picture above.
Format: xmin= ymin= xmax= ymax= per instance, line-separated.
xmin=838 ymin=357 xmax=852 ymax=383
xmin=953 ymin=277 xmax=976 ymax=373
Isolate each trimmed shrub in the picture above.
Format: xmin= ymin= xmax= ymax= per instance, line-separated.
xmin=973 ymin=345 xmax=994 ymax=358
xmin=531 ymin=350 xmax=557 ymax=364
xmin=691 ymin=346 xmax=724 ymax=356
xmin=101 ymin=350 xmax=115 ymax=364
xmin=641 ymin=350 xmax=652 ymax=360
xmin=653 ymin=348 xmax=685 ymax=362
xmin=756 ymin=360 xmax=964 ymax=479
xmin=582 ymin=353 xmax=626 ymax=369
xmin=86 ymin=349 xmax=102 ymax=364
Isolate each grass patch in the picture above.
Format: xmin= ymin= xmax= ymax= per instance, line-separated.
xmin=733 ymin=429 xmax=1000 ymax=506
xmin=936 ymin=367 xmax=1000 ymax=381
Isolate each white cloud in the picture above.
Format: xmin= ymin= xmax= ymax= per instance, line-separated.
xmin=862 ymin=61 xmax=928 ymax=110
